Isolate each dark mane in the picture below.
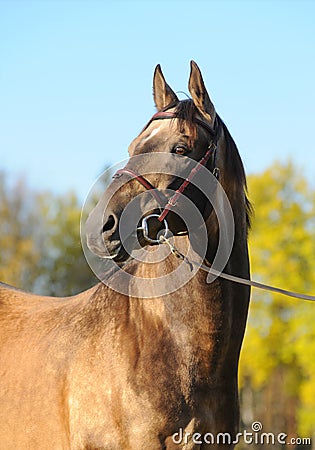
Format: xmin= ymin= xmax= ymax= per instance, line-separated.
xmin=219 ymin=118 xmax=253 ymax=229
xmin=170 ymin=99 xmax=252 ymax=228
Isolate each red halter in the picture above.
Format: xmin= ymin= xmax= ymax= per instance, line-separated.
xmin=113 ymin=111 xmax=220 ymax=223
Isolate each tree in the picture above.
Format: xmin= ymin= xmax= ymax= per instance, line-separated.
xmin=0 ymin=171 xmax=96 ymax=295
xmin=0 ymin=172 xmax=42 ymax=289
xmin=36 ymin=190 xmax=97 ymax=296
xmin=239 ymin=161 xmax=315 ymax=447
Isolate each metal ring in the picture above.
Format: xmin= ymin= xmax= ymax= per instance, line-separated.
xmin=139 ymin=214 xmax=169 ymax=244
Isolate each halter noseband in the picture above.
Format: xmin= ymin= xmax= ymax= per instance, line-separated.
xmin=113 ymin=111 xmax=220 ymax=239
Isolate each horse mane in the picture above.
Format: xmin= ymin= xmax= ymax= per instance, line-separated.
xmin=218 ymin=118 xmax=252 ymax=229
xmin=168 ymin=99 xmax=252 ymax=229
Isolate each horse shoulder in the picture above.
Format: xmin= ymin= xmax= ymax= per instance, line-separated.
xmin=0 ymin=282 xmax=105 ymax=448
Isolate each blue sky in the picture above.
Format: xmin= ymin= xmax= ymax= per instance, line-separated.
xmin=1 ymin=0 xmax=314 ymax=200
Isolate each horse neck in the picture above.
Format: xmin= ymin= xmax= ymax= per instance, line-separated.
xmin=120 ymin=233 xmax=235 ymax=320
xmin=204 ymin=173 xmax=250 ymax=279
xmin=121 ymin=235 xmax=246 ymax=381
xmin=91 ymin=228 xmax=249 ymax=381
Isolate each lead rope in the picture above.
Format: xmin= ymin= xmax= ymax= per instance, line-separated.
xmin=159 ymin=235 xmax=315 ymax=302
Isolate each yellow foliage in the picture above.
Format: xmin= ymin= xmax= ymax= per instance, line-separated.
xmin=239 ymin=161 xmax=315 ymax=435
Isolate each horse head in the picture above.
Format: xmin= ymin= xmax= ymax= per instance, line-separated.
xmin=86 ymin=61 xmax=249 ymax=265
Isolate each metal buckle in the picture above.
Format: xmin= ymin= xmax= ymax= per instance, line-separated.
xmin=138 ymin=214 xmax=169 ymax=244
xmin=167 ymin=198 xmax=177 ymax=207
xmin=213 ymin=167 xmax=220 ymax=179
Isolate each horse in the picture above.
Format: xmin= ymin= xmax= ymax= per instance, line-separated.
xmin=0 ymin=61 xmax=251 ymax=449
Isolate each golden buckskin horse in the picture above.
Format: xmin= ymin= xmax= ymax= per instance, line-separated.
xmin=0 ymin=62 xmax=251 ymax=449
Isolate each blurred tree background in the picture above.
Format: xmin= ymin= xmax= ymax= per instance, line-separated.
xmin=239 ymin=162 xmax=315 ymax=449
xmin=0 ymin=170 xmax=97 ymax=295
xmin=0 ymin=162 xmax=314 ymax=448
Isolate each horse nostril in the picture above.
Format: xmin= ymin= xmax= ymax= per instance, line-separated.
xmin=102 ymin=215 xmax=116 ymax=233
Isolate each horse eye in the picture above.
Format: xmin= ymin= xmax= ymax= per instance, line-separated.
xmin=174 ymin=145 xmax=188 ymax=155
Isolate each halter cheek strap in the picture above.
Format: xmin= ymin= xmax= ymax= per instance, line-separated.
xmin=157 ymin=141 xmax=217 ymax=222
xmin=113 ymin=111 xmax=220 ymax=223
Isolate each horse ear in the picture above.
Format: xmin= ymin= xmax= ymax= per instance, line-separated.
xmin=188 ymin=61 xmax=216 ymax=126
xmin=153 ymin=64 xmax=179 ymax=110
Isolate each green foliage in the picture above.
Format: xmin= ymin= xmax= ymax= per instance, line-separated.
xmin=0 ymin=172 xmax=42 ymax=289
xmin=36 ymin=191 xmax=97 ymax=296
xmin=0 ymin=171 xmax=96 ymax=295
xmin=239 ymin=161 xmax=315 ymax=439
